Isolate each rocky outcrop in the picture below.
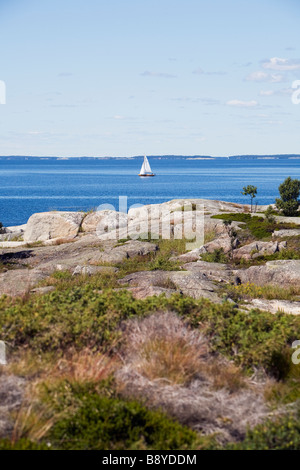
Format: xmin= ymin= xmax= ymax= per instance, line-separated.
xmin=127 ymin=285 xmax=177 ymax=300
xmin=236 ymin=260 xmax=300 ymax=287
xmin=24 ymin=212 xmax=84 ymax=242
xmin=233 ymin=240 xmax=287 ymax=260
xmin=0 ymin=375 xmax=25 ymax=439
xmin=183 ymin=261 xmax=233 ymax=283
xmin=119 ymin=269 xmax=220 ymax=302
xmin=201 ymin=232 xmax=237 ymax=255
xmin=1 ymin=199 xmax=299 ymax=308
xmin=0 ymin=231 xmax=24 ymax=242
xmin=0 ymin=269 xmax=48 ymax=296
xmin=82 ymin=210 xmax=128 ymax=235
xmin=272 ymin=229 xmax=300 ymax=238
xmin=72 ymin=265 xmax=118 ymax=276
xmin=246 ymin=299 xmax=300 ymax=315
xmin=94 ymin=240 xmax=158 ymax=264
xmin=0 ymin=241 xmax=27 ymax=248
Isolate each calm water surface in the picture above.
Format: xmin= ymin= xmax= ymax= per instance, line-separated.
xmin=1 ymin=158 xmax=300 ymax=226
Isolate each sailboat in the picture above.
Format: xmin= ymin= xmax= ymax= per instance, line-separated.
xmin=139 ymin=155 xmax=155 ymax=177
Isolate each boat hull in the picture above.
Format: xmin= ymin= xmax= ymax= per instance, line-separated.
xmin=139 ymin=174 xmax=155 ymax=177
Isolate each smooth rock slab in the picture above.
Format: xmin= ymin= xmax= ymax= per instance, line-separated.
xmin=183 ymin=261 xmax=233 ymax=283
xmin=272 ymin=229 xmax=300 ymax=238
xmin=0 ymin=241 xmax=27 ymax=248
xmin=72 ymin=265 xmax=118 ymax=276
xmin=82 ymin=210 xmax=128 ymax=235
xmin=31 ymin=286 xmax=55 ymax=295
xmin=119 ymin=269 xmax=220 ymax=302
xmin=0 ymin=231 xmax=24 ymax=242
xmin=247 ymin=299 xmax=300 ymax=315
xmin=24 ymin=212 xmax=84 ymax=242
xmin=0 ymin=269 xmax=47 ymax=296
xmin=236 ymin=260 xmax=300 ymax=287
xmin=93 ymin=240 xmax=158 ymax=264
xmin=128 ymin=286 xmax=177 ymax=299
xmin=233 ymin=240 xmax=287 ymax=260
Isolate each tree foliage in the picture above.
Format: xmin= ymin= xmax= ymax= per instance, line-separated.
xmin=241 ymin=185 xmax=257 ymax=212
xmin=276 ymin=177 xmax=300 ymax=216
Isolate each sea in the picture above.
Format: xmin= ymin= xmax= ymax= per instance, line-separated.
xmin=1 ymin=157 xmax=300 ymax=227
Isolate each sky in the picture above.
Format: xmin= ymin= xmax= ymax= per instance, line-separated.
xmin=0 ymin=0 xmax=300 ymax=157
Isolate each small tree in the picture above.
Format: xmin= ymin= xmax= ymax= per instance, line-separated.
xmin=276 ymin=177 xmax=300 ymax=216
xmin=242 ymin=185 xmax=257 ymax=213
xmin=265 ymin=206 xmax=276 ymax=224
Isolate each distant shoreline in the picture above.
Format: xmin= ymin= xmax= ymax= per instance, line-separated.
xmin=1 ymin=154 xmax=300 ymax=161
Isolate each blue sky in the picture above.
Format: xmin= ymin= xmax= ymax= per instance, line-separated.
xmin=0 ymin=0 xmax=300 ymax=157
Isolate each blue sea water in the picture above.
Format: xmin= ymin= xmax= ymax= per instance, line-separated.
xmin=0 ymin=158 xmax=300 ymax=226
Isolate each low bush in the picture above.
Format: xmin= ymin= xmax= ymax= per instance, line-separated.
xmin=45 ymin=386 xmax=201 ymax=450
xmin=228 ymin=413 xmax=300 ymax=450
xmin=212 ymin=213 xmax=298 ymax=240
xmin=0 ymin=439 xmax=49 ymax=450
xmin=225 ymin=282 xmax=300 ymax=302
xmin=0 ymin=288 xmax=165 ymax=352
xmin=185 ymin=299 xmax=300 ymax=375
xmin=1 ymin=278 xmax=300 ymax=376
xmin=201 ymin=248 xmax=229 ymax=263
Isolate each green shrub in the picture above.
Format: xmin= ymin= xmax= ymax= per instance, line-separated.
xmin=1 ymin=279 xmax=300 ymax=375
xmin=212 ymin=213 xmax=298 ymax=240
xmin=201 ymin=248 xmax=229 ymax=263
xmin=185 ymin=299 xmax=300 ymax=373
xmin=0 ymin=288 xmax=167 ymax=352
xmin=0 ymin=439 xmax=50 ymax=450
xmin=265 ymin=206 xmax=276 ymax=223
xmin=148 ymin=255 xmax=180 ymax=271
xmin=228 ymin=413 xmax=300 ymax=450
xmin=47 ymin=390 xmax=200 ymax=450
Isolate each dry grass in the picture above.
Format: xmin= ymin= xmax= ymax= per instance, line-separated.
xmin=138 ymin=337 xmax=203 ymax=385
xmin=200 ymin=360 xmax=247 ymax=393
xmin=8 ymin=349 xmax=118 ymax=444
xmin=120 ymin=311 xmax=208 ymax=385
xmin=49 ymin=348 xmax=118 ymax=384
xmin=227 ymin=282 xmax=300 ymax=302
xmin=116 ymin=311 xmax=271 ymax=443
xmin=116 ymin=367 xmax=269 ymax=443
xmin=52 ymin=237 xmax=75 ymax=246
xmin=153 ymin=277 xmax=178 ymax=291
xmin=11 ymin=402 xmax=56 ymax=444
xmin=204 ymin=229 xmax=218 ymax=244
xmin=6 ymin=351 xmax=55 ymax=379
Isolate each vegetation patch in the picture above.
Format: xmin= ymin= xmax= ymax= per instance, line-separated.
xmin=47 ymin=390 xmax=201 ymax=450
xmin=225 ymin=282 xmax=300 ymax=302
xmin=227 ymin=411 xmax=300 ymax=450
xmin=211 ymin=213 xmax=298 ymax=240
xmin=201 ymin=248 xmax=229 ymax=264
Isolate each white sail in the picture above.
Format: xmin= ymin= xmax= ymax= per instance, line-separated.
xmin=139 ymin=161 xmax=147 ymax=175
xmin=143 ymin=156 xmax=152 ymax=173
xmin=139 ymin=155 xmax=154 ymax=176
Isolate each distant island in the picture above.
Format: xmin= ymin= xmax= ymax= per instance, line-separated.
xmin=0 ymin=154 xmax=300 ymax=161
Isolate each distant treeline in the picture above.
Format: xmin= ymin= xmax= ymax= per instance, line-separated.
xmin=0 ymin=155 xmax=300 ymax=161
